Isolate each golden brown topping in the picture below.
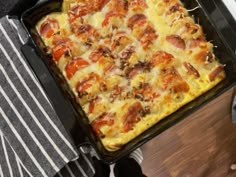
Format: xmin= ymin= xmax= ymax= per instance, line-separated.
xmin=171 ymin=81 xmax=189 ymax=93
xmin=138 ymin=25 xmax=158 ymax=49
xmin=189 ymin=39 xmax=206 ymax=48
xmin=72 ymin=24 xmax=99 ymax=43
xmin=120 ymin=46 xmax=135 ymax=60
xmin=123 ymin=101 xmax=142 ymax=132
xmin=205 ymin=52 xmax=215 ymax=63
xmin=102 ymin=11 xmax=125 ymax=27
xmin=127 ymin=14 xmax=147 ymax=29
xmin=124 ymin=61 xmax=152 ymax=78
xmin=89 ymin=46 xmax=114 ymax=62
xmin=140 ymin=105 xmax=151 ymax=117
xmin=169 ymin=3 xmax=181 ymax=13
xmin=68 ymin=0 xmax=109 ymax=22
xmin=133 ymin=83 xmax=159 ymax=102
xmin=93 ymin=0 xmax=111 ymax=11
xmin=88 ymin=96 xmax=101 ymax=114
xmin=77 ymin=24 xmax=92 ymax=35
xmin=108 ymin=0 xmax=129 ymax=15
xmin=68 ymin=4 xmax=91 ymax=23
xmin=76 ymin=73 xmax=100 ymax=97
xmin=166 ymin=35 xmax=186 ymax=49
xmin=166 ymin=2 xmax=185 ymax=16
xmin=194 ymin=50 xmax=215 ymax=63
xmin=129 ymin=0 xmax=148 ymax=11
xmin=110 ymin=31 xmax=132 ymax=52
xmin=110 ymin=86 xmax=125 ymax=102
xmin=183 ymin=62 xmax=200 ymax=78
xmin=37 ymin=0 xmax=226 ymax=151
xmin=65 ymin=57 xmax=90 ymax=79
xmin=52 ymin=36 xmax=71 ymax=46
xmin=151 ymin=51 xmax=174 ymax=67
xmin=40 ymin=18 xmax=59 ymax=38
xmin=209 ymin=65 xmax=224 ymax=81
xmin=160 ymin=66 xmax=189 ymax=93
xmin=161 ymin=66 xmax=179 ymax=90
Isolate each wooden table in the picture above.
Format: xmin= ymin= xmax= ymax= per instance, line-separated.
xmin=142 ymin=87 xmax=236 ymax=177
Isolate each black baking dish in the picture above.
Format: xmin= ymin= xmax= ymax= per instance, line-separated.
xmin=17 ymin=0 xmax=236 ymax=164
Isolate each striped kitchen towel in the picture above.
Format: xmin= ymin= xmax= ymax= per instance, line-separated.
xmin=0 ymin=15 xmax=95 ymax=177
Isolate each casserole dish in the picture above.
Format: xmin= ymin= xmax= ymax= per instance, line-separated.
xmin=17 ymin=0 xmax=236 ymax=163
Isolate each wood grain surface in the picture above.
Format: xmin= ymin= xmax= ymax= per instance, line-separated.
xmin=141 ymin=87 xmax=236 ymax=177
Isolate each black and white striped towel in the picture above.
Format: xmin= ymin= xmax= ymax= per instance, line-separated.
xmin=0 ymin=16 xmax=95 ymax=177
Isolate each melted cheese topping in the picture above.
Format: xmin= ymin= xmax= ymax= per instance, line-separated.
xmin=37 ymin=0 xmax=225 ymax=151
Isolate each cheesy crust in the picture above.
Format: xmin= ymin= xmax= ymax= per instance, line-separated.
xmin=37 ymin=0 xmax=225 ymax=151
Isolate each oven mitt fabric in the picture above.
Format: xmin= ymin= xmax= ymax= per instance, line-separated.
xmin=0 ymin=16 xmax=94 ymax=177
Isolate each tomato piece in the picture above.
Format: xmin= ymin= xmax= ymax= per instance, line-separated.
xmin=91 ymin=112 xmax=115 ymax=137
xmin=65 ymin=58 xmax=90 ymax=79
xmin=40 ymin=18 xmax=59 ymax=38
xmin=40 ymin=22 xmax=51 ymax=36
xmin=46 ymin=29 xmax=54 ymax=38
xmin=51 ymin=37 xmax=73 ymax=62
xmin=123 ymin=101 xmax=142 ymax=132
xmin=52 ymin=46 xmax=68 ymax=62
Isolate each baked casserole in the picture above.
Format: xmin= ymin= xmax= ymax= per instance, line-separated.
xmin=37 ymin=0 xmax=225 ymax=151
